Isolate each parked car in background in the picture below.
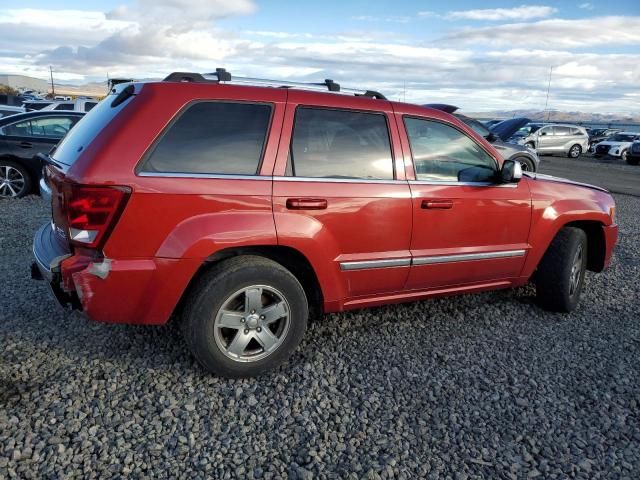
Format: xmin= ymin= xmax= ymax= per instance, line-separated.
xmin=588 ymin=128 xmax=621 ymax=150
xmin=40 ymin=99 xmax=99 ymax=113
xmin=23 ymin=100 xmax=54 ymax=111
xmin=521 ymin=124 xmax=589 ymax=158
xmin=483 ymin=119 xmax=503 ymax=128
xmin=627 ymin=140 xmax=640 ymax=165
xmin=511 ymin=122 xmax=545 ymax=143
xmin=0 ymin=111 xmax=84 ymax=198
xmin=0 ymin=105 xmax=25 ymax=118
xmin=425 ymin=104 xmax=540 ymax=171
xmin=32 ymin=72 xmax=617 ymax=377
xmin=592 ymin=132 xmax=640 ymax=163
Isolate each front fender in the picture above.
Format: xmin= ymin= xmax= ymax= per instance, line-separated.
xmin=521 ymin=181 xmax=614 ymax=278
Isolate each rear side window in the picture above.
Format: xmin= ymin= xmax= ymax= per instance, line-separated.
xmin=54 ymin=103 xmax=74 ymax=111
xmin=141 ymin=102 xmax=272 ymax=175
xmin=404 ymin=117 xmax=497 ymax=183
xmin=553 ymin=126 xmax=571 ymax=136
xmin=289 ymin=107 xmax=393 ymax=180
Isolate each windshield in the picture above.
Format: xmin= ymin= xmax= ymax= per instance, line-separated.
xmin=52 ymin=89 xmax=135 ymax=165
xmin=457 ymin=115 xmax=490 ymax=138
xmin=609 ymin=134 xmax=636 ymax=142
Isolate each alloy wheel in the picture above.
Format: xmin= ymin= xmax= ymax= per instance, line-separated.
xmin=569 ymin=244 xmax=584 ymax=296
xmin=213 ymin=285 xmax=290 ymax=363
xmin=570 ymin=146 xmax=581 ymax=158
xmin=0 ymin=165 xmax=26 ymax=198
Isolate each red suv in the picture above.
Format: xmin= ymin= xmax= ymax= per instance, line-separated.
xmin=33 ymin=70 xmax=618 ymax=377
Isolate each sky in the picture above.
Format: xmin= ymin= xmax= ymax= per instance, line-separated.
xmin=0 ymin=0 xmax=639 ymax=114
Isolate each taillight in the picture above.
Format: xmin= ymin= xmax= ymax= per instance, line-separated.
xmin=65 ymin=184 xmax=130 ymax=249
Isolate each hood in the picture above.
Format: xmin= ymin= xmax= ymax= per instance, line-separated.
xmin=423 ymin=103 xmax=458 ymax=114
xmin=490 ymin=118 xmax=530 ymax=142
xmin=524 ymin=172 xmax=609 ymax=193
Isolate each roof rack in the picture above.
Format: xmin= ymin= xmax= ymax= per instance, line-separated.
xmin=162 ymin=68 xmax=387 ymax=100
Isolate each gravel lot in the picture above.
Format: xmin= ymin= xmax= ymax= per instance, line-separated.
xmin=1 ymin=161 xmax=639 ymax=479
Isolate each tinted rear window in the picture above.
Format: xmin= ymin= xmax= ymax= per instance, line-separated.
xmin=288 ymin=107 xmax=393 ymax=180
xmin=52 ymin=96 xmax=129 ymax=166
xmin=140 ymin=101 xmax=272 ymax=176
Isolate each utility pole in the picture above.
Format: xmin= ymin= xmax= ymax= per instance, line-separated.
xmin=544 ymin=66 xmax=553 ymax=122
xmin=49 ymin=66 xmax=55 ymax=97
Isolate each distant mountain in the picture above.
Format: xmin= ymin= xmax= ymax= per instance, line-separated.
xmin=465 ymin=110 xmax=640 ymax=124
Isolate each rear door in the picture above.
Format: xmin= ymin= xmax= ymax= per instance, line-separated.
xmin=272 ymin=92 xmax=412 ymax=300
xmin=552 ymin=126 xmax=572 ymax=151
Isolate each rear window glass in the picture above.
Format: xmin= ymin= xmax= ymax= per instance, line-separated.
xmin=52 ymin=95 xmax=129 ymax=166
xmin=140 ymin=101 xmax=272 ymax=176
xmin=289 ymin=107 xmax=393 ymax=180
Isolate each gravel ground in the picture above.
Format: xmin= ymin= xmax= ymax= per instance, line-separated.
xmin=1 ymin=191 xmax=639 ymax=479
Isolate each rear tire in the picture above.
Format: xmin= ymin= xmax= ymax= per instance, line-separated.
xmin=535 ymin=227 xmax=587 ymax=312
xmin=182 ymin=255 xmax=308 ymax=378
xmin=568 ymin=144 xmax=582 ymax=158
xmin=0 ymin=159 xmax=32 ymax=198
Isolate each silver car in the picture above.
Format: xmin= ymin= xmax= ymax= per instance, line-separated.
xmin=521 ymin=124 xmax=589 ymax=158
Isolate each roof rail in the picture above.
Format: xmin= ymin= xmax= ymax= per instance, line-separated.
xmin=162 ymin=68 xmax=387 ymax=100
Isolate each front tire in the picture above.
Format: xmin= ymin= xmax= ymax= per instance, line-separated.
xmin=535 ymin=227 xmax=587 ymax=312
xmin=621 ymin=149 xmax=629 ymax=163
xmin=568 ymin=144 xmax=582 ymax=158
xmin=513 ymin=156 xmax=535 ymax=172
xmin=182 ymin=256 xmax=308 ymax=378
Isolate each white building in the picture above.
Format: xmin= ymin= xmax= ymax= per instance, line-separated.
xmin=0 ymin=74 xmax=48 ymax=93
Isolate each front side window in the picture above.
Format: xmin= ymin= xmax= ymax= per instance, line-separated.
xmin=141 ymin=101 xmax=272 ymax=175
xmin=404 ymin=117 xmax=497 ymax=183
xmin=538 ymin=126 xmax=553 ymax=136
xmin=54 ymin=103 xmax=74 ymax=111
xmin=289 ymin=107 xmax=394 ymax=180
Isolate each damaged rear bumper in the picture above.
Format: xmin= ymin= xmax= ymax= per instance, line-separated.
xmin=32 ymin=222 xmax=78 ymax=308
xmin=32 ymin=222 xmax=200 ymax=325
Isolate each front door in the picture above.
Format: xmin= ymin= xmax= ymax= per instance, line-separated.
xmin=272 ymin=93 xmax=412 ymax=301
xmin=398 ymin=115 xmax=531 ymax=290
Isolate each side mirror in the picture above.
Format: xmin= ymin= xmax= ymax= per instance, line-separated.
xmin=500 ymin=159 xmax=522 ymax=183
xmin=540 ymin=131 xmax=547 ymax=136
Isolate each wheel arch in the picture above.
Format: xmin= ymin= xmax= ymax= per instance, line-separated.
xmin=563 ymin=220 xmax=606 ymax=272
xmin=173 ymin=245 xmax=325 ymax=322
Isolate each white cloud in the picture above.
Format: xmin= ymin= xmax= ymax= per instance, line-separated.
xmin=352 ymin=15 xmax=411 ymax=24
xmin=0 ymin=4 xmax=639 ymax=114
xmin=579 ymin=2 xmax=595 ymax=10
xmin=446 ymin=16 xmax=640 ymax=48
xmin=447 ymin=5 xmax=557 ymax=21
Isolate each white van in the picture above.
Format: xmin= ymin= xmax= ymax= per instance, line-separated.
xmin=522 ymin=124 xmax=589 ymax=158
